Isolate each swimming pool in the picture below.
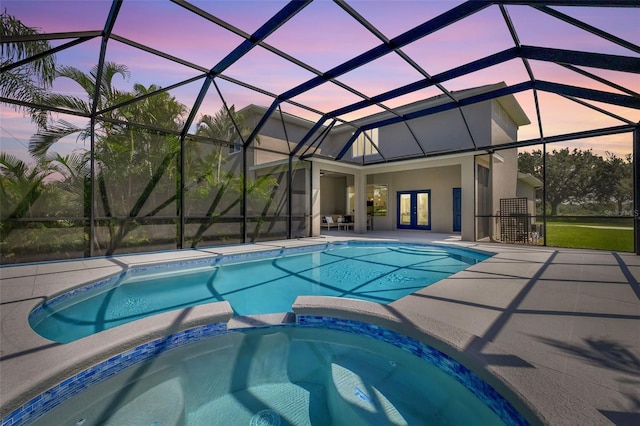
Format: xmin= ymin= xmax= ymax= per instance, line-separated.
xmin=25 ymin=323 xmax=527 ymax=426
xmin=30 ymin=242 xmax=491 ymax=343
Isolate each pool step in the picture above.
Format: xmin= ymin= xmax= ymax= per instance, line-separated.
xmin=103 ymin=377 xmax=185 ymax=426
xmin=123 ymin=264 xmax=217 ymax=283
xmin=328 ymin=363 xmax=409 ymax=426
xmin=188 ymin=382 xmax=329 ymax=425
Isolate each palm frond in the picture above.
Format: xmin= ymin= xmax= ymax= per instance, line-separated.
xmin=40 ymin=92 xmax=91 ymax=114
xmin=56 ymin=65 xmax=96 ymax=99
xmin=0 ymin=69 xmax=50 ymax=128
xmin=48 ymin=152 xmax=89 ymax=177
xmin=92 ymin=62 xmax=130 ymax=102
xmin=29 ymin=119 xmax=84 ymax=157
xmin=0 ymin=152 xmax=27 ymax=177
xmin=0 ymin=10 xmax=56 ymax=87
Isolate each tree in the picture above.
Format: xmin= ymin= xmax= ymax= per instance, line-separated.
xmin=195 ymin=105 xmax=250 ymax=181
xmin=518 ymin=148 xmax=600 ymax=215
xmin=594 ymin=152 xmax=633 ymax=214
xmin=187 ymin=105 xmax=271 ymax=247
xmin=29 ymin=62 xmax=187 ymax=255
xmin=0 ymin=152 xmax=53 ymax=244
xmin=0 ymin=9 xmax=56 ymax=128
xmin=28 ymin=62 xmax=132 ymax=157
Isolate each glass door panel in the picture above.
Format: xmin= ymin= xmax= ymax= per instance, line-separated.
xmin=399 ymin=193 xmax=412 ymax=226
xmin=397 ymin=190 xmax=431 ymax=230
xmin=417 ymin=192 xmax=429 ymax=227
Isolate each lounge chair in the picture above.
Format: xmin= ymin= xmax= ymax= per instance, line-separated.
xmin=321 ymin=216 xmax=336 ymax=230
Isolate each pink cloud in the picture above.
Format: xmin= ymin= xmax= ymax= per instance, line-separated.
xmin=189 ymin=0 xmax=290 ymax=36
xmin=553 ymin=5 xmax=640 ymax=47
xmin=401 ymin=6 xmax=517 ymax=76
xmin=112 ymin=2 xmax=246 ymax=70
xmin=263 ymin=0 xmax=382 ymax=72
xmin=506 ymin=4 xmax=640 ymax=57
xmin=336 ymin=52 xmax=428 ymax=99
xmin=290 ymin=81 xmax=364 ymax=115
xmin=221 ymin=46 xmax=318 ymax=95
xmin=3 ymin=0 xmax=111 ymax=33
xmin=347 ymin=1 xmax=472 ymax=41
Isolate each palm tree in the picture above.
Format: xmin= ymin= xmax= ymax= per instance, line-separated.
xmin=29 ymin=62 xmax=188 ymax=255
xmin=0 ymin=9 xmax=56 ymax=128
xmin=0 ymin=152 xmax=53 ymax=244
xmin=195 ymin=105 xmax=251 ymax=182
xmin=28 ymin=62 xmax=131 ymax=157
xmin=188 ymin=105 xmax=278 ymax=246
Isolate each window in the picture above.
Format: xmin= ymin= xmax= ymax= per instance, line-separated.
xmin=368 ymin=184 xmax=388 ymax=216
xmin=352 ymin=128 xmax=379 ymax=157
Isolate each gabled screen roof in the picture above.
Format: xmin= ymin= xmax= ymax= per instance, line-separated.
xmin=1 ymin=0 xmax=639 ymax=165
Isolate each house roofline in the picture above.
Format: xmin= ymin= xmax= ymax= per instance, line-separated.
xmin=518 ymin=172 xmax=543 ymax=188
xmin=241 ymin=82 xmax=531 ymax=135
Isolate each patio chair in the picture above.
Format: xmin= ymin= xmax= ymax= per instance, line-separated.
xmin=337 ymin=216 xmax=353 ymax=230
xmin=321 ymin=216 xmax=336 ymax=230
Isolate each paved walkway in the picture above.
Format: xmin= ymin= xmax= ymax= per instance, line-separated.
xmin=1 ymin=231 xmax=639 ymax=424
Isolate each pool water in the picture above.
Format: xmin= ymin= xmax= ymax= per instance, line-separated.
xmin=30 ymin=243 xmax=490 ymax=343
xmin=30 ymin=327 xmax=514 ymax=426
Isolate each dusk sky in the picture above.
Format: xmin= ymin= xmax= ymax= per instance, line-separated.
xmin=2 ymin=0 xmax=639 ymax=160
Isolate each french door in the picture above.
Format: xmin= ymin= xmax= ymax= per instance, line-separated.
xmin=397 ymin=190 xmax=431 ymax=230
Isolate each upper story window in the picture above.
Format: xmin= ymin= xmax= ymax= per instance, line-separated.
xmin=352 ymin=128 xmax=379 ymax=157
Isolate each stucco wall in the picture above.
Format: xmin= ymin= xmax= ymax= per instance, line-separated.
xmin=491 ymin=149 xmax=519 ymax=215
xmin=491 ymin=99 xmax=519 ymax=145
xmin=259 ymin=115 xmax=311 ymax=145
xmin=517 ymin=181 xmax=538 ymax=221
xmin=382 ymin=109 xmax=478 ymax=155
xmin=365 ymin=165 xmax=462 ymax=232
xmin=320 ymin=176 xmax=347 ymax=215
xmin=488 ymin=100 xmax=521 ymax=238
xmin=251 ymin=139 xmax=289 ymax=166
xmin=325 ymin=101 xmax=493 ymax=162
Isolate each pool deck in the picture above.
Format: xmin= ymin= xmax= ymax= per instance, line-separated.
xmin=1 ymin=231 xmax=639 ymax=425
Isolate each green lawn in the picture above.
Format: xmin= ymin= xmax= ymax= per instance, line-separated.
xmin=544 ymin=221 xmax=634 ymax=252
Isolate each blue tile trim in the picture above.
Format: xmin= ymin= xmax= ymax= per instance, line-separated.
xmin=3 ymin=315 xmax=527 ymax=426
xmin=1 ymin=322 xmax=229 ymax=426
xmin=296 ymin=315 xmax=528 ymax=426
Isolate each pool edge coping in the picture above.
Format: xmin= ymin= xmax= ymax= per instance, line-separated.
xmin=291 ymin=296 xmax=610 ymax=426
xmin=2 ymin=238 xmax=610 ymax=424
xmin=27 ymin=240 xmax=490 ymax=343
xmin=0 ymin=301 xmax=234 ymax=419
xmin=2 ymin=296 xmax=610 ymax=426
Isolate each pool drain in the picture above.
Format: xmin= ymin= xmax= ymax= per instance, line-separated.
xmin=250 ymin=409 xmax=281 ymax=426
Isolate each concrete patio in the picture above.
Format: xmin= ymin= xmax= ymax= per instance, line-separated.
xmin=1 ymin=231 xmax=639 ymax=425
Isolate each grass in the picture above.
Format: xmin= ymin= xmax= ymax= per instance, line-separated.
xmin=544 ymin=221 xmax=634 ymax=252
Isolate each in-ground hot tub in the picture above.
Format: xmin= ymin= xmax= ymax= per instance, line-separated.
xmin=16 ymin=318 xmax=528 ymax=426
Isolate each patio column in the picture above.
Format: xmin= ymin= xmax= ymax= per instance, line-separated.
xmin=460 ymin=156 xmax=475 ymax=241
xmin=354 ymin=170 xmax=367 ymax=233
xmin=635 ymin=127 xmax=640 ymax=254
xmin=310 ymin=165 xmax=322 ymax=236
